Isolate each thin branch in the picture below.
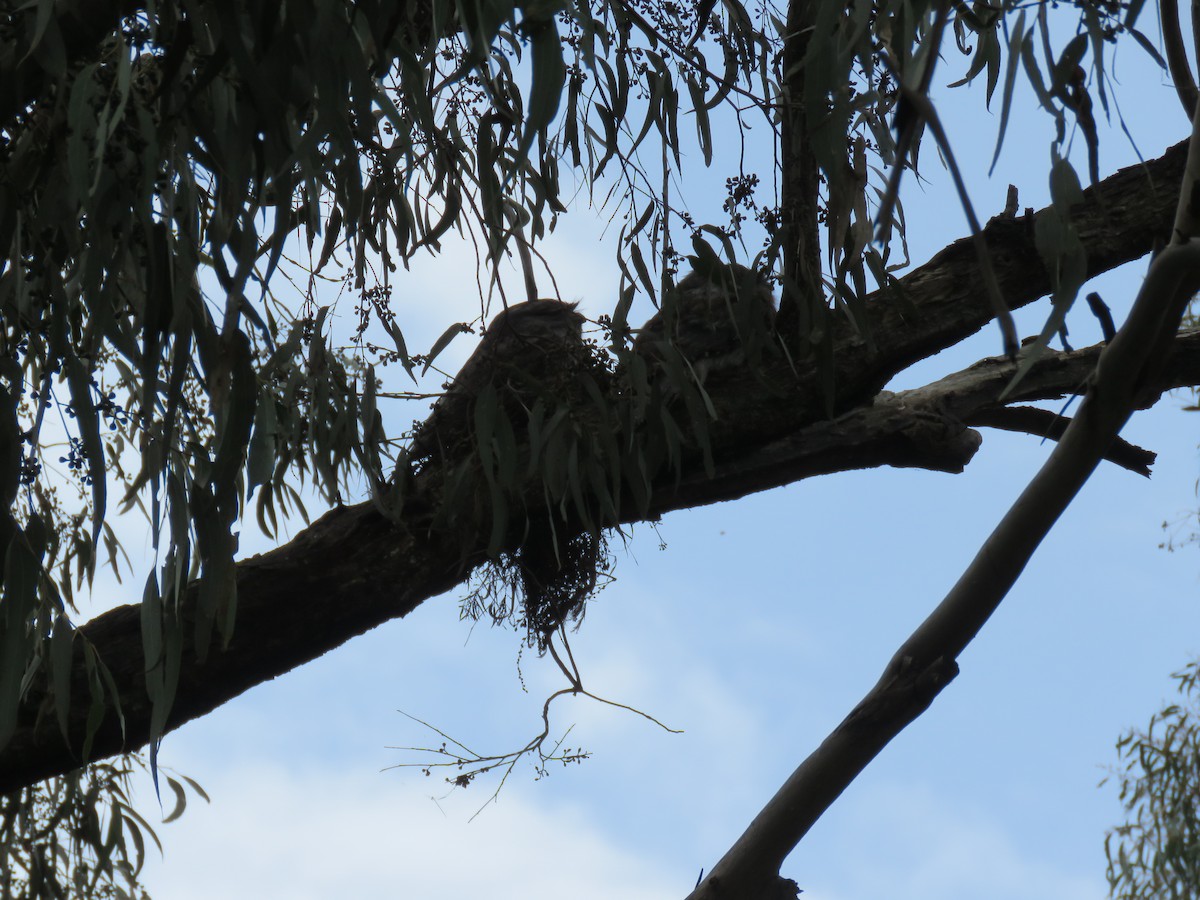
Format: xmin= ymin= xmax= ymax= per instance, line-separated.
xmin=577 ymin=688 xmax=684 ymax=733
xmin=606 ymin=0 xmax=774 ymax=113
xmin=1160 ymin=0 xmax=1199 ymax=118
xmin=1192 ymin=0 xmax=1200 ymax=81
xmin=875 ymin=0 xmax=952 ymax=240
xmin=384 ymin=625 xmax=681 ymax=819
xmin=878 ymin=53 xmax=1020 ymax=357
xmin=965 ymin=406 xmax=1155 ymax=476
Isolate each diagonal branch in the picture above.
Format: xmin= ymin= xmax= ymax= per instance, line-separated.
xmin=0 ymin=140 xmax=1194 ymax=793
xmin=685 ymin=109 xmax=1200 ymax=900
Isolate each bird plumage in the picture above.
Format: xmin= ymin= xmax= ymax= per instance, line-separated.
xmin=410 ymin=299 xmax=587 ymax=469
xmin=633 ymin=263 xmax=777 ymax=390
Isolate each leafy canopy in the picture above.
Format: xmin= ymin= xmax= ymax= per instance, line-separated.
xmin=0 ymin=0 xmax=1165 ymax=894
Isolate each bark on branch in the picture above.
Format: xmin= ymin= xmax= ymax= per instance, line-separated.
xmin=0 ymin=141 xmax=1194 ymax=793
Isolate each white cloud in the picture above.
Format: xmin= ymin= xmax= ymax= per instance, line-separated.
xmin=796 ymin=781 xmax=1105 ymax=900
xmin=138 ymin=762 xmax=681 ymax=899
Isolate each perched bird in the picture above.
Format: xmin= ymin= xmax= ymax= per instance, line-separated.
xmin=633 ymin=263 xmax=776 ymax=390
xmin=409 ymin=299 xmax=588 ymax=469
xmin=407 ymin=298 xmax=604 ymax=651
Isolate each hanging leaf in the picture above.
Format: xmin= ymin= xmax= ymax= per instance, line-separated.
xmin=65 ymin=356 xmax=106 ymax=541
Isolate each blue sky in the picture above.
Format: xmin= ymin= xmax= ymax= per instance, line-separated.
xmin=101 ymin=14 xmax=1200 ymax=899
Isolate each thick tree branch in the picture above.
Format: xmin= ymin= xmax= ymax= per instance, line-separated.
xmin=0 ymin=139 xmax=1195 ymax=792
xmin=673 ymin=330 xmax=1200 ymax=512
xmin=776 ymin=0 xmax=823 ymax=336
xmin=838 ymin=140 xmax=1190 ymax=406
xmin=6 ymin=322 xmax=1200 ymax=792
xmin=723 ymin=141 xmax=1190 ymax=451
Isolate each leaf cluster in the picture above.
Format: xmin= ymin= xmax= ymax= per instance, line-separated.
xmin=0 ymin=0 xmax=1185 ymax=888
xmin=1106 ymin=659 xmax=1200 ymax=899
xmin=0 ymin=6 xmax=795 ymax=839
xmin=0 ymin=755 xmax=204 ymax=900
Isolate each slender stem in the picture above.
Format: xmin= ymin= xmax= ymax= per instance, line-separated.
xmin=888 ymin=77 xmax=1019 ymax=356
xmin=1161 ymin=0 xmax=1199 ymax=117
xmin=777 ymin=0 xmax=823 ymax=340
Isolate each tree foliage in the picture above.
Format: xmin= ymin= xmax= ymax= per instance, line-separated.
xmin=1107 ymin=659 xmax=1200 ymax=900
xmin=0 ymin=753 xmax=204 ymax=900
xmin=3 ymin=0 xmax=1200 ymax=895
